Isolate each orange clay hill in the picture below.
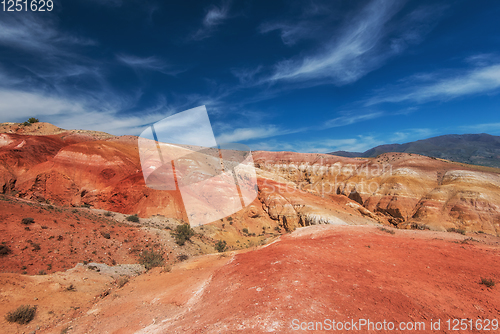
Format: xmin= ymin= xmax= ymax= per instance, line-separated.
xmin=0 ymin=121 xmax=499 ymax=333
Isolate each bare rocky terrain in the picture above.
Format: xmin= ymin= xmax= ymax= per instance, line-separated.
xmin=1 ymin=122 xmax=499 ymax=333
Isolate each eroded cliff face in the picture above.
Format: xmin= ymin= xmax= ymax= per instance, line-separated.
xmin=257 ymin=178 xmax=378 ymax=231
xmin=253 ymin=151 xmax=500 ymax=235
xmin=0 ymin=128 xmax=379 ymax=232
xmin=1 ymin=125 xmax=500 ymax=235
xmin=0 ymin=132 xmax=187 ymax=221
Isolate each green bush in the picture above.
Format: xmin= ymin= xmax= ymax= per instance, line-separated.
xmin=139 ymin=249 xmax=164 ymax=270
xmin=126 ymin=214 xmax=140 ymax=222
xmin=242 ymin=228 xmax=249 ymax=234
xmin=28 ymin=117 xmax=39 ymax=124
xmin=215 ymin=240 xmax=227 ymax=252
xmin=172 ymin=224 xmax=195 ymax=246
xmin=5 ymin=305 xmax=37 ymax=324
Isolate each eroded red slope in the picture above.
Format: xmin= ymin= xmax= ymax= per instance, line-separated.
xmin=62 ymin=225 xmax=500 ymax=334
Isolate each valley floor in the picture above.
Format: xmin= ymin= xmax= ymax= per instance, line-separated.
xmin=2 ymin=224 xmax=499 ymax=333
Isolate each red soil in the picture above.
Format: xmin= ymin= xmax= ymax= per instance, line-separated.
xmin=0 ymin=197 xmax=158 ymax=275
xmin=48 ymin=225 xmax=500 ymax=334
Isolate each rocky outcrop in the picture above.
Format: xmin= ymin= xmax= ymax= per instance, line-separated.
xmin=257 ymin=178 xmax=376 ymax=231
xmin=254 ymin=151 xmax=500 ymax=235
xmin=2 ymin=125 xmax=500 ymax=235
xmin=0 ymin=132 xmax=187 ymax=220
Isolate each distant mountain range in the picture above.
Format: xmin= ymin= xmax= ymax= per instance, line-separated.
xmin=330 ymin=133 xmax=500 ymax=168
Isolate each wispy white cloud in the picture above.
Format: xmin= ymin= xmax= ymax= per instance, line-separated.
xmin=264 ymin=0 xmax=442 ymax=86
xmin=251 ymin=126 xmax=436 ymax=154
xmin=259 ymin=21 xmax=318 ymax=46
xmin=367 ymin=63 xmax=500 ymax=105
xmin=458 ymin=122 xmax=500 ymax=135
xmin=216 ymin=126 xmax=281 ymax=143
xmin=321 ymin=136 xmax=384 ymax=153
xmin=0 ymin=13 xmax=189 ymax=135
xmin=252 ymin=135 xmax=384 ymax=154
xmin=204 ymin=4 xmax=229 ymax=27
xmin=323 ymin=111 xmax=383 ymax=129
xmin=117 ymin=54 xmax=185 ymax=75
xmin=0 ymin=13 xmax=95 ymax=54
xmin=464 ymin=53 xmax=499 ymax=67
xmin=191 ymin=1 xmax=231 ymax=40
xmin=0 ymin=88 xmax=172 ymax=135
xmin=258 ymin=1 xmax=333 ymax=46
xmin=389 ymin=128 xmax=434 ymax=143
xmin=231 ymin=66 xmax=263 ymax=84
xmin=215 ymin=122 xmax=308 ymax=143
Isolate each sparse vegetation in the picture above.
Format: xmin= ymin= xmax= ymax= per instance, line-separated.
xmin=378 ymin=227 xmax=396 ymax=235
xmin=104 ymin=211 xmax=113 ymax=217
xmin=0 ymin=244 xmax=12 ymax=256
xmin=138 ymin=249 xmax=164 ymax=270
xmin=177 ymin=254 xmax=189 ymax=262
xmin=242 ymin=228 xmax=249 ymax=234
xmin=172 ymin=223 xmax=195 ymax=246
xmin=101 ymin=232 xmax=111 ymax=239
xmin=126 ymin=214 xmax=140 ymax=222
xmin=115 ymin=276 xmax=129 ymax=288
xmin=5 ymin=305 xmax=37 ymax=324
xmin=22 ymin=117 xmax=39 ymax=126
xmin=461 ymin=237 xmax=476 ymax=244
xmin=448 ymin=227 xmax=466 ymax=235
xmin=480 ymin=277 xmax=496 ymax=288
xmin=410 ymin=223 xmax=430 ymax=230
xmin=21 ymin=217 xmax=35 ymax=225
xmin=215 ymin=240 xmax=227 ymax=252
xmin=66 ymin=284 xmax=76 ymax=291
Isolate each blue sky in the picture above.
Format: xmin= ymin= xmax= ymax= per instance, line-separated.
xmin=0 ymin=0 xmax=499 ymax=153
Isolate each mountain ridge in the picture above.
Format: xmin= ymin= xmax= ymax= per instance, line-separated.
xmin=330 ymin=133 xmax=500 ymax=168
